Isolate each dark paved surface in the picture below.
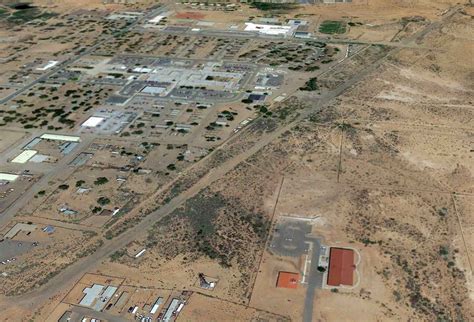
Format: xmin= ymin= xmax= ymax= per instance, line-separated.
xmin=303 ymin=238 xmax=325 ymax=322
xmin=0 ymin=240 xmax=35 ymax=262
xmin=270 ymin=221 xmax=311 ymax=257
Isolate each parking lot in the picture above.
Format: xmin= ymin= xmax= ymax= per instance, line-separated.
xmin=0 ymin=239 xmax=36 ymax=263
xmin=270 ymin=220 xmax=311 ymax=257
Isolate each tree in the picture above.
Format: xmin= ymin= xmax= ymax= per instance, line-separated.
xmin=97 ymin=197 xmax=110 ymax=206
xmin=94 ymin=177 xmax=109 ymax=185
xmin=300 ymin=77 xmax=318 ymax=91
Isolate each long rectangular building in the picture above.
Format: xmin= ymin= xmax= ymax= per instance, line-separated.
xmin=327 ymin=247 xmax=355 ymax=286
xmin=163 ymin=299 xmax=180 ymax=322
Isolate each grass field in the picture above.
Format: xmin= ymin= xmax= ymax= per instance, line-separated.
xmin=319 ymin=20 xmax=347 ymax=34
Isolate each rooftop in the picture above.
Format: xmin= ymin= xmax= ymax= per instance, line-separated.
xmin=0 ymin=173 xmax=19 ymax=182
xmin=82 ymin=116 xmax=105 ymax=128
xmin=244 ymin=22 xmax=294 ymax=36
xmin=79 ymin=284 xmax=104 ymax=307
xmin=11 ymin=150 xmax=37 ymax=164
xmin=327 ymin=248 xmax=355 ymax=286
xmin=276 ymin=271 xmax=299 ymax=289
xmin=40 ymin=133 xmax=81 ymax=142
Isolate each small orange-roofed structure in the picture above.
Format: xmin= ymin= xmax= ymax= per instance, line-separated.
xmin=276 ymin=271 xmax=299 ymax=289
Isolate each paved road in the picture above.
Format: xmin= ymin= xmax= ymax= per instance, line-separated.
xmin=303 ymin=238 xmax=324 ymax=322
xmin=154 ymin=27 xmax=434 ymax=50
xmin=0 ymin=3 xmax=463 ymax=316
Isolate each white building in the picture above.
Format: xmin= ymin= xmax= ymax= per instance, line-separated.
xmin=244 ymin=23 xmax=294 ymax=37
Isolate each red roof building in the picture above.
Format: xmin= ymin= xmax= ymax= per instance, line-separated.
xmin=276 ymin=271 xmax=299 ymax=289
xmin=327 ymin=248 xmax=355 ymax=286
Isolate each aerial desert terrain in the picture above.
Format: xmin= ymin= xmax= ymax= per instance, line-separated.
xmin=0 ymin=0 xmax=472 ymax=321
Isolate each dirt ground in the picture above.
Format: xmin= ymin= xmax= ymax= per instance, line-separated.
xmin=249 ymin=7 xmax=472 ymax=320
xmin=250 ymin=251 xmax=306 ymax=319
xmin=0 ymin=130 xmax=27 ymax=153
xmin=178 ymin=292 xmax=286 ymax=322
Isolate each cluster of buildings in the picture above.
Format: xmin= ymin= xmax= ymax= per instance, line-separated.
xmin=10 ymin=134 xmax=81 ymax=165
xmin=276 ymin=247 xmax=357 ymax=289
xmin=72 ymin=281 xmax=189 ymax=322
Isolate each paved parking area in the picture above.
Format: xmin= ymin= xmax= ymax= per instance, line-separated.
xmin=0 ymin=239 xmax=35 ymax=262
xmin=270 ymin=220 xmax=311 ymax=257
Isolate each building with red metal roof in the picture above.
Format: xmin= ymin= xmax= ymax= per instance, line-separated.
xmin=276 ymin=271 xmax=299 ymax=289
xmin=327 ymin=248 xmax=355 ymax=286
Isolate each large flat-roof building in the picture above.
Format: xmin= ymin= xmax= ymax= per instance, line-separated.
xmin=79 ymin=283 xmax=117 ymax=311
xmin=163 ymin=298 xmax=181 ymax=322
xmin=79 ymin=284 xmax=104 ymax=307
xmin=0 ymin=173 xmax=19 ymax=182
xmin=11 ymin=150 xmax=38 ymax=163
xmin=40 ymin=133 xmax=81 ymax=142
xmin=327 ymin=248 xmax=355 ymax=286
xmin=81 ymin=116 xmax=105 ymax=128
xmin=244 ymin=22 xmax=295 ymax=37
xmin=4 ymin=222 xmax=37 ymax=239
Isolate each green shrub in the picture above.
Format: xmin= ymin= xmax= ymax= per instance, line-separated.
xmin=94 ymin=177 xmax=109 ymax=185
xmin=299 ymin=77 xmax=318 ymax=91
